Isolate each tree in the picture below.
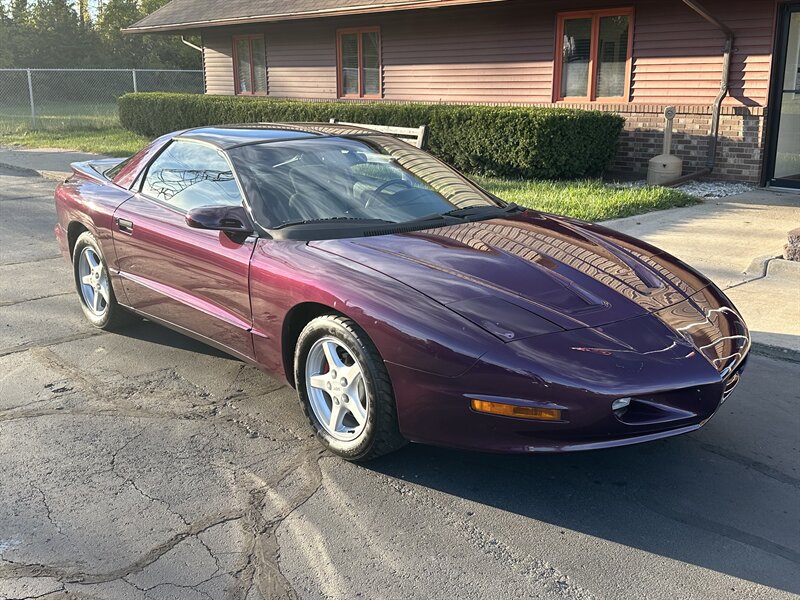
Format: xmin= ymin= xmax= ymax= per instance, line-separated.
xmin=77 ymin=0 xmax=89 ymax=26
xmin=138 ymin=0 xmax=202 ymax=69
xmin=96 ymin=0 xmax=147 ymax=66
xmin=11 ymin=0 xmax=29 ymax=24
xmin=0 ymin=5 xmax=16 ymax=67
xmin=0 ymin=0 xmax=201 ymax=68
xmin=27 ymin=0 xmax=98 ymax=67
xmin=96 ymin=0 xmax=200 ymax=68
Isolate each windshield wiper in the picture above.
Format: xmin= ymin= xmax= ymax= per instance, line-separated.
xmin=398 ymin=203 xmax=522 ymax=229
xmin=283 ymin=216 xmax=394 ymax=227
xmin=442 ymin=203 xmax=521 ymax=219
xmin=398 ymin=213 xmax=457 ymax=227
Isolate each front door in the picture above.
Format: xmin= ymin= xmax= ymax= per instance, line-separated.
xmin=113 ymin=139 xmax=256 ymax=360
xmin=765 ymin=2 xmax=800 ymax=188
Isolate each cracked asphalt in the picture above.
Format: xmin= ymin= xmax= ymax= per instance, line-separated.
xmin=0 ymin=167 xmax=798 ymax=600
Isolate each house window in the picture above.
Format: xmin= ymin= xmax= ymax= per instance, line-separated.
xmin=555 ymin=9 xmax=633 ymax=101
xmin=337 ymin=28 xmax=381 ymax=98
xmin=233 ymin=34 xmax=267 ymax=95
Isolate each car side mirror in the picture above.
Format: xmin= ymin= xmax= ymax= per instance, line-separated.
xmin=185 ymin=205 xmax=253 ymax=235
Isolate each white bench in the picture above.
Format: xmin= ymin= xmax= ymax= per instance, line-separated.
xmin=328 ymin=119 xmax=428 ymax=149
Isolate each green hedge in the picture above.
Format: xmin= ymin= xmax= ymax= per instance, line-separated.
xmin=118 ymin=93 xmax=624 ymax=179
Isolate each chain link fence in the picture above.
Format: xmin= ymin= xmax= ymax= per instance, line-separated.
xmin=0 ymin=68 xmax=204 ymax=133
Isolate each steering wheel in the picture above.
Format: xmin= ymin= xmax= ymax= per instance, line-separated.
xmin=374 ymin=179 xmax=412 ymax=195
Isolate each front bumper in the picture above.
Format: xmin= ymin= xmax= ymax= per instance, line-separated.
xmin=388 ymin=286 xmax=750 ymax=453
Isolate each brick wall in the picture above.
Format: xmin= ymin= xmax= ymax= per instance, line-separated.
xmin=592 ymin=104 xmax=766 ymax=182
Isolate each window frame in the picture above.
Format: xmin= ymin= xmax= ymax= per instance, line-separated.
xmin=336 ymin=26 xmax=382 ymax=99
xmin=232 ymin=33 xmax=268 ymax=96
xmin=553 ymin=7 xmax=634 ymax=103
xmin=138 ymin=139 xmax=244 ymax=214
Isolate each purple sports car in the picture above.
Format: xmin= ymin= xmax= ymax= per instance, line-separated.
xmin=54 ymin=123 xmax=750 ymax=460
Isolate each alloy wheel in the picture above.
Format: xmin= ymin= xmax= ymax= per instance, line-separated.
xmin=78 ymin=246 xmax=110 ymax=316
xmin=305 ymin=336 xmax=370 ymax=441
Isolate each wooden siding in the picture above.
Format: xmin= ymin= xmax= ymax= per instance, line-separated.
xmin=267 ymin=21 xmax=338 ymax=98
xmin=381 ymin=6 xmax=554 ymax=102
xmin=200 ymin=0 xmax=776 ymax=107
xmin=631 ymin=0 xmax=775 ymax=105
xmin=202 ymin=30 xmax=234 ymax=95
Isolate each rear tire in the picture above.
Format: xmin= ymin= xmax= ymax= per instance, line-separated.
xmin=72 ymin=231 xmax=133 ymax=330
xmin=295 ymin=314 xmax=407 ymax=461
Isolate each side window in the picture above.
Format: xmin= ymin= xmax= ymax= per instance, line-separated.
xmin=337 ymin=27 xmax=381 ymax=98
xmin=555 ymin=8 xmax=634 ymax=101
xmin=141 ymin=141 xmax=242 ymax=212
xmin=234 ymin=34 xmax=268 ymax=95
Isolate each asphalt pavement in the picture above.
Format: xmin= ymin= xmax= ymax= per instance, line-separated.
xmin=0 ymin=168 xmax=798 ymax=600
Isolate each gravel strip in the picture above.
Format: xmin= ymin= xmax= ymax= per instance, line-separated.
xmin=609 ymin=179 xmax=754 ymax=199
xmin=674 ymin=180 xmax=754 ymax=199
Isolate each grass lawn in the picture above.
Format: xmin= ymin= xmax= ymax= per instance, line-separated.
xmin=0 ymin=125 xmax=699 ymax=222
xmin=0 ymin=126 xmax=149 ymax=157
xmin=474 ymin=175 xmax=699 ymax=221
xmin=0 ymin=102 xmax=120 ymax=134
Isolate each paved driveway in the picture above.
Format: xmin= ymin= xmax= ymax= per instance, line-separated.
xmin=0 ymin=169 xmax=798 ymax=600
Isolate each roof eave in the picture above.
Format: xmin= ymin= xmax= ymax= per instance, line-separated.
xmin=122 ymin=0 xmax=507 ymax=34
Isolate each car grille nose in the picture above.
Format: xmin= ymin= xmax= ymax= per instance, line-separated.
xmin=612 ymin=397 xmax=697 ymax=426
xmin=722 ymin=368 xmax=743 ymax=403
xmin=720 ymin=353 xmax=748 ymax=403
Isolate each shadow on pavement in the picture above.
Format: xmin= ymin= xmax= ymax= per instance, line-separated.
xmin=120 ymin=318 xmax=233 ymax=360
xmin=366 ymin=354 xmax=800 ymax=595
xmin=108 ymin=311 xmax=800 ymax=594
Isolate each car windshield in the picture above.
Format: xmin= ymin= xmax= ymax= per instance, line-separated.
xmin=227 ymin=135 xmax=503 ymax=229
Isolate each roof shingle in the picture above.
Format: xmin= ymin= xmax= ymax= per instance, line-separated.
xmin=124 ymin=0 xmax=502 ymax=33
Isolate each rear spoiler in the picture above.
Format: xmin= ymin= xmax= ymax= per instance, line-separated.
xmin=69 ymin=158 xmax=125 ymax=183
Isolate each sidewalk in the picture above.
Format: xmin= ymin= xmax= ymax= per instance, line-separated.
xmin=605 ymin=188 xmax=800 ymax=355
xmin=0 ymin=146 xmax=105 ymax=179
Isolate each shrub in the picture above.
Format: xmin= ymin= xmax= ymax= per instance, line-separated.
xmin=118 ymin=93 xmax=624 ymax=179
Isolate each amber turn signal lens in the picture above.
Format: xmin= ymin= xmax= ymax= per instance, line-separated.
xmin=470 ymin=399 xmax=562 ymax=421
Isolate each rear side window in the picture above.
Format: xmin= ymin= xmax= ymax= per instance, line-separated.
xmin=104 ymin=157 xmax=132 ymax=181
xmin=141 ymin=140 xmax=242 ymax=212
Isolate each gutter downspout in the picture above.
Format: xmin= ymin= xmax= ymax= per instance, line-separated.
xmin=662 ymin=0 xmax=734 ymax=186
xmin=181 ymin=36 xmax=203 ymax=53
xmin=181 ymin=36 xmax=205 ymax=93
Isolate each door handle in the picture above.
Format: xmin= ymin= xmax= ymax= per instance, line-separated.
xmin=116 ymin=218 xmax=134 ymax=234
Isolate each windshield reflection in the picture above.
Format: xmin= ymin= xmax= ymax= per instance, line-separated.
xmin=228 ymin=135 xmax=501 ymax=229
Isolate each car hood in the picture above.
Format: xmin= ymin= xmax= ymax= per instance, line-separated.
xmin=309 ymin=211 xmax=712 ymax=334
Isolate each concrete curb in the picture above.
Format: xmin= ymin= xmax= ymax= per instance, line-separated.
xmin=0 ymin=160 xmax=69 ymax=181
xmin=767 ymin=257 xmax=800 ymax=278
xmin=0 ymin=160 xmax=41 ymax=178
xmin=743 ymin=254 xmax=780 ymax=279
xmin=751 ymin=342 xmax=800 ymax=364
xmin=734 ymin=255 xmax=800 ymax=287
xmin=39 ymin=169 xmax=70 ymax=181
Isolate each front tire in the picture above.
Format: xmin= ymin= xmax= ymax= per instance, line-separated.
xmin=72 ymin=231 xmax=132 ymax=330
xmin=295 ymin=315 xmax=406 ymax=461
